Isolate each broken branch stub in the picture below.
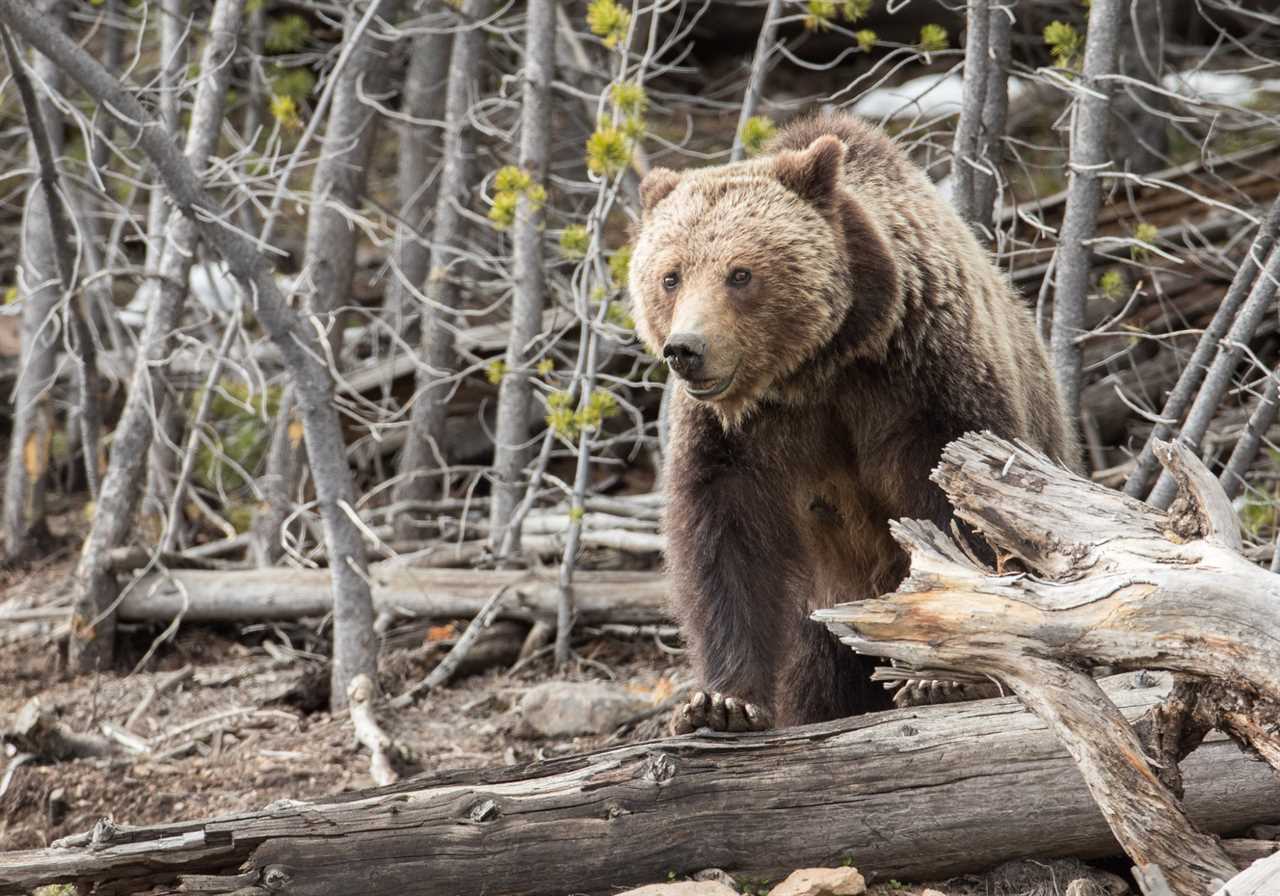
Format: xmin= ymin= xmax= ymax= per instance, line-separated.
xmin=816 ymin=432 xmax=1280 ymax=896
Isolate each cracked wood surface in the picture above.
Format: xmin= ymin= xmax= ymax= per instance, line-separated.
xmin=1 ymin=676 xmax=1277 ymax=895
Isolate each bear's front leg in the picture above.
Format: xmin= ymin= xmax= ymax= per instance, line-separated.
xmin=663 ymin=416 xmax=802 ymax=735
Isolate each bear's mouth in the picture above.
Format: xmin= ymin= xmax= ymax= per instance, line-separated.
xmin=683 ymin=370 xmax=736 ymax=400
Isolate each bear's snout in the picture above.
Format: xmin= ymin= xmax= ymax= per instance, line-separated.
xmin=662 ymin=333 xmax=707 ymax=378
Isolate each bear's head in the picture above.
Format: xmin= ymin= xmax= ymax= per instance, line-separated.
xmin=628 ymin=135 xmax=899 ymax=428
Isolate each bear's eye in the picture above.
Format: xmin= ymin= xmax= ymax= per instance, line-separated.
xmin=729 ymin=268 xmax=752 ymax=287
xmin=661 ymin=272 xmax=680 ymax=292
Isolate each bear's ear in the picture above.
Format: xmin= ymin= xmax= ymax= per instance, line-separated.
xmin=639 ymin=168 xmax=681 ymax=212
xmin=773 ymin=135 xmax=846 ymax=211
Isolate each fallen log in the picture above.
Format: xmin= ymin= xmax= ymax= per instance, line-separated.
xmin=116 ymin=567 xmax=669 ymax=626
xmin=817 ymin=433 xmax=1280 ymax=895
xmin=1 ymin=675 xmax=1277 ymax=896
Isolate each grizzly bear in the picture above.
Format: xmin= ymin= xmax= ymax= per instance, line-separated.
xmin=627 ymin=112 xmax=1078 ymax=733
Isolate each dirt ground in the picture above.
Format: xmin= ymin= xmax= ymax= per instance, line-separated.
xmin=1 ymin=543 xmax=1129 ymax=896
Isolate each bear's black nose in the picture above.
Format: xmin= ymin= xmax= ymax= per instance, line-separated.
xmin=663 ymin=333 xmax=706 ymax=377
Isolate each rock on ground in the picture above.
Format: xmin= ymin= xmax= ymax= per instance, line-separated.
xmin=513 ymin=681 xmax=649 ymax=737
xmin=617 ymin=882 xmax=738 ymax=896
xmin=768 ymin=866 xmax=867 ymax=896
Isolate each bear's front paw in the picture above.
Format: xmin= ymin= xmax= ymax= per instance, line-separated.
xmin=669 ymin=690 xmax=771 ymax=734
xmin=893 ymin=678 xmax=1004 ymax=707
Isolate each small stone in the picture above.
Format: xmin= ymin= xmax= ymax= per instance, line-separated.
xmin=921 ymin=890 xmax=949 ymax=896
xmin=767 ymin=867 xmax=866 ymax=896
xmin=514 ymin=681 xmax=649 ymax=738
xmin=617 ymin=882 xmax=738 ymax=896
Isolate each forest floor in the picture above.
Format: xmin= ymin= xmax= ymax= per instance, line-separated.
xmin=1 ymin=535 xmax=1126 ymax=896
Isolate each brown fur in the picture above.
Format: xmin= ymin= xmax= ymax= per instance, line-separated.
xmin=629 ymin=112 xmax=1079 ymax=726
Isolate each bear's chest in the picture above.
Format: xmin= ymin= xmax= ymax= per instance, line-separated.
xmin=792 ymin=470 xmax=903 ymax=602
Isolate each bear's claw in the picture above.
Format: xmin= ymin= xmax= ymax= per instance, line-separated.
xmin=670 ymin=690 xmax=771 ymax=734
xmin=893 ymin=678 xmax=1003 ymax=707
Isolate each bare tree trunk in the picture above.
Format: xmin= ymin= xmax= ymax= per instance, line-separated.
xmin=1111 ymin=0 xmax=1170 ymax=175
xmin=1219 ymin=365 xmax=1279 ymax=501
xmin=489 ymin=0 xmax=556 ymax=557
xmin=0 ymin=0 xmax=379 ymax=711
xmin=252 ymin=0 xmax=397 ymax=564
xmin=250 ymin=388 xmax=302 ymax=566
xmin=950 ymin=0 xmax=990 ymax=230
xmin=1049 ymin=0 xmax=1126 ymax=429
xmin=729 ymin=0 xmax=781 ymax=164
xmin=142 ymin=0 xmax=187 ymax=547
xmin=1 ymin=0 xmax=64 ymax=566
xmin=144 ymin=0 xmax=185 ymax=276
xmin=1123 ymin=197 xmax=1280 ymax=498
xmin=968 ymin=1 xmax=1012 ymax=237
xmin=392 ymin=0 xmax=494 ymax=540
xmin=65 ymin=0 xmax=245 ymax=673
xmin=1146 ymin=241 xmax=1280 ymax=508
xmin=383 ymin=20 xmax=452 ymax=337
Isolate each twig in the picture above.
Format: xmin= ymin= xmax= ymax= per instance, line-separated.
xmin=0 ymin=753 xmax=34 ymax=800
xmin=388 ymin=585 xmax=513 ymax=709
xmin=347 ymin=673 xmax=398 ymax=787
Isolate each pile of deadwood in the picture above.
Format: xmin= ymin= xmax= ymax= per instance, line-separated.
xmin=3 ymin=432 xmax=1280 ymax=896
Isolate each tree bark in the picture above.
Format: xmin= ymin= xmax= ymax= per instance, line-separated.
xmin=64 ymin=0 xmax=245 ymax=674
xmin=116 ymin=567 xmax=668 ymax=626
xmin=392 ymin=0 xmax=494 ymax=539
xmin=0 ymin=675 xmax=1275 ymax=896
xmin=950 ymin=0 xmax=990 ymax=230
xmin=489 ymin=0 xmax=556 ymax=556
xmin=816 ymin=431 xmax=1280 ymax=895
xmin=1146 ymin=239 xmax=1280 ymax=507
xmin=383 ymin=16 xmax=451 ymax=336
xmin=1 ymin=0 xmax=64 ymax=565
xmin=1049 ymin=0 xmax=1126 ymax=428
xmin=1122 ymin=196 xmax=1280 ymax=498
xmin=968 ymin=1 xmax=1012 ymax=237
xmin=252 ymin=0 xmax=397 ymax=565
xmin=1219 ymin=364 xmax=1279 ymax=501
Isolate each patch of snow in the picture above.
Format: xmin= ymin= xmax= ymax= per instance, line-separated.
xmin=852 ymin=72 xmax=1029 ymax=121
xmin=1160 ymin=70 xmax=1280 ymax=104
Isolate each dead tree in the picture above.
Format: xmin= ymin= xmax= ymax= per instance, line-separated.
xmin=141 ymin=0 xmax=188 ymax=545
xmin=969 ymin=1 xmax=1012 ymax=239
xmin=1050 ymin=0 xmax=1126 ymax=427
xmin=489 ymin=0 xmax=557 ymax=555
xmin=383 ymin=16 xmax=452 ymax=335
xmin=0 ymin=0 xmax=379 ymax=710
xmin=1 ymin=4 xmax=100 ymax=516
xmin=950 ymin=0 xmax=990 ymax=230
xmin=1122 ymin=196 xmax=1280 ymax=498
xmin=392 ymin=0 xmax=495 ymax=540
xmin=1 ymin=0 xmax=65 ymax=565
xmin=1145 ymin=237 xmax=1280 ymax=508
xmin=252 ymin=0 xmax=398 ymax=565
xmin=64 ymin=0 xmax=246 ymax=674
xmin=1 ymin=672 xmax=1276 ymax=896
xmin=817 ymin=431 xmax=1280 ymax=895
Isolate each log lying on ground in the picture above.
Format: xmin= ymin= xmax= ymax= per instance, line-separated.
xmin=2 ymin=675 xmax=1278 ymax=896
xmin=817 ymin=432 xmax=1280 ymax=896
xmin=116 ymin=567 xmax=668 ymax=625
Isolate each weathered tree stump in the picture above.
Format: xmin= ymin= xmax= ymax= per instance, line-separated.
xmin=817 ymin=433 xmax=1280 ymax=895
